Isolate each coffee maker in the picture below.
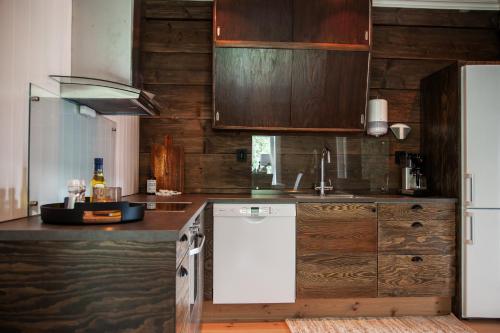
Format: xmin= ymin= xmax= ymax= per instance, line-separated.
xmin=395 ymin=152 xmax=428 ymax=196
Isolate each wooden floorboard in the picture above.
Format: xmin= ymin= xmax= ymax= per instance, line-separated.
xmin=201 ymin=319 xmax=500 ymax=333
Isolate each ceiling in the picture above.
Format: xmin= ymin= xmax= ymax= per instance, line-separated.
xmin=372 ymin=0 xmax=500 ymax=10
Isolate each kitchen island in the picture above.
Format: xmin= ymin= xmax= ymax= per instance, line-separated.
xmin=0 ymin=194 xmax=456 ymax=332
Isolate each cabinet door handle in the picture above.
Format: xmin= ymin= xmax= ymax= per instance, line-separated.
xmin=216 ymin=26 xmax=221 ymax=37
xmin=411 ymin=256 xmax=423 ymax=263
xmin=411 ymin=204 xmax=423 ymax=211
xmin=411 ymin=222 xmax=423 ymax=228
xmin=189 ymin=234 xmax=206 ymax=256
xmin=465 ymin=173 xmax=473 ymax=206
xmin=179 ymin=266 xmax=189 ymax=277
xmin=465 ymin=212 xmax=474 ymax=245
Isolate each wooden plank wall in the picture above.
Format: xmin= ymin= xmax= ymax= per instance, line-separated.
xmin=138 ymin=1 xmax=500 ymax=193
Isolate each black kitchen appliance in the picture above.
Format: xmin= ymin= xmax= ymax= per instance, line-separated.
xmin=395 ymin=152 xmax=428 ymax=196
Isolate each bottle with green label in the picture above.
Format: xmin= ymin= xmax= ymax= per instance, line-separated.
xmin=90 ymin=158 xmax=106 ymax=201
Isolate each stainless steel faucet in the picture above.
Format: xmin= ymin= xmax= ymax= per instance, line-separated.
xmin=318 ymin=147 xmax=332 ymax=196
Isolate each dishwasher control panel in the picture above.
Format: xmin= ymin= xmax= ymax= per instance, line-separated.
xmin=213 ymin=204 xmax=296 ymax=217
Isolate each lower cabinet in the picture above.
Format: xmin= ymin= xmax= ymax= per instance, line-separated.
xmin=296 ymin=201 xmax=456 ymax=299
xmin=176 ymin=254 xmax=190 ymax=333
xmin=297 ymin=203 xmax=378 ymax=298
xmin=377 ymin=203 xmax=456 ymax=297
xmin=378 ymin=254 xmax=455 ymax=297
xmin=176 ymin=212 xmax=204 ymax=333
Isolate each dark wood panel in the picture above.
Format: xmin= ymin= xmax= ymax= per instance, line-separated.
xmin=421 ymin=64 xmax=461 ymax=198
xmin=0 ymin=241 xmax=177 ymax=333
xmin=144 ymin=85 xmax=212 ymax=119
xmin=370 ymin=58 xmax=453 ymax=90
xmin=378 ymin=203 xmax=456 ymax=221
xmin=373 ymin=7 xmax=500 ymax=28
xmin=141 ymin=52 xmax=211 ymax=85
xmin=202 ymin=297 xmax=452 ymax=321
xmin=140 ymin=118 xmax=208 ymax=154
xmin=143 ymin=20 xmax=211 ymax=53
xmin=297 ymin=254 xmax=377 ymax=298
xmin=138 ymin=1 xmax=500 ymax=194
xmin=215 ymin=0 xmax=292 ymax=42
xmin=145 ymin=0 xmax=212 ymax=20
xmin=379 ymin=219 xmax=455 ymax=254
xmin=291 ymin=50 xmax=369 ymax=129
xmin=293 ymin=0 xmax=370 ymax=45
xmin=369 ymin=89 xmax=420 ymax=123
xmin=378 ymin=254 xmax=455 ymax=297
xmin=184 ymin=154 xmax=252 ymax=192
xmin=214 ymin=48 xmax=292 ymax=128
xmin=215 ymin=40 xmax=370 ymax=52
xmin=373 ymin=25 xmax=500 ymax=60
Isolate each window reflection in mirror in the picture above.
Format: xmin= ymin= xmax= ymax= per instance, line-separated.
xmin=252 ymin=136 xmax=282 ymax=190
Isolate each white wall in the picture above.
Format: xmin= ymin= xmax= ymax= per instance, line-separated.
xmin=72 ymin=0 xmax=139 ymax=196
xmin=0 ymin=0 xmax=72 ymax=222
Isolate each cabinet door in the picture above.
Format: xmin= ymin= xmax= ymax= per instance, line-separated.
xmin=215 ymin=0 xmax=292 ymax=42
xmin=297 ymin=203 xmax=377 ymax=298
xmin=176 ymin=254 xmax=190 ymax=333
xmin=214 ymin=48 xmax=292 ymax=128
xmin=291 ymin=50 xmax=369 ymax=130
xmin=293 ymin=0 xmax=370 ymax=45
xmin=463 ymin=210 xmax=500 ymax=318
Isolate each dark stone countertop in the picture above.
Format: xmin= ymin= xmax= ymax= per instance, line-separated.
xmin=0 ymin=193 xmax=456 ymax=241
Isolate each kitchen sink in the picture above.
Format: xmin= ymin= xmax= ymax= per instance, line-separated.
xmin=292 ymin=194 xmax=361 ymax=199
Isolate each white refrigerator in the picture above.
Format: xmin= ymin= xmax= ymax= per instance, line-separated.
xmin=461 ymin=65 xmax=500 ymax=318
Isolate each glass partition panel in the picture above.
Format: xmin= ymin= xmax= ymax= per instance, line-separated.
xmin=28 ymin=84 xmax=116 ymax=215
xmin=251 ymin=134 xmax=392 ymax=193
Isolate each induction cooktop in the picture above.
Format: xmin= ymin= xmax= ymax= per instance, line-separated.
xmin=134 ymin=202 xmax=192 ymax=212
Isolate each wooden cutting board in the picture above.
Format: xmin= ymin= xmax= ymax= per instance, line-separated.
xmin=151 ymin=135 xmax=184 ymax=192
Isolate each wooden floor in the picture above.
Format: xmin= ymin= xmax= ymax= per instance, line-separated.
xmin=201 ymin=320 xmax=500 ymax=333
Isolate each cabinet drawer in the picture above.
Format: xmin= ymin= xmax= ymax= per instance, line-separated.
xmin=297 ymin=254 xmax=377 ymax=298
xmin=176 ymin=254 xmax=190 ymax=333
xmin=378 ymin=255 xmax=455 ymax=297
xmin=378 ymin=203 xmax=455 ymax=221
xmin=379 ymin=219 xmax=455 ymax=254
xmin=177 ymin=232 xmax=190 ymax=269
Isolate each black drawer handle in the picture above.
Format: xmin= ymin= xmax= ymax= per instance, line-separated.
xmin=411 ymin=204 xmax=423 ymax=211
xmin=411 ymin=256 xmax=423 ymax=263
xmin=371 ymin=208 xmax=377 ymax=213
xmin=180 ymin=234 xmax=188 ymax=242
xmin=411 ymin=222 xmax=424 ymax=228
xmin=179 ymin=266 xmax=189 ymax=277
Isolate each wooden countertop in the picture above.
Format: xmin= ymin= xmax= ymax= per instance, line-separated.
xmin=0 ymin=193 xmax=456 ymax=241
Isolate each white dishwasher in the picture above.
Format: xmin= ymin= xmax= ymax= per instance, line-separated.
xmin=213 ymin=203 xmax=296 ymax=304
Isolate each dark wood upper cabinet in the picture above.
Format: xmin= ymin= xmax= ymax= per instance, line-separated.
xmin=291 ymin=50 xmax=369 ymax=130
xmin=215 ymin=0 xmax=292 ymax=42
xmin=214 ymin=48 xmax=292 ymax=128
xmin=293 ymin=0 xmax=371 ymax=45
xmin=214 ymin=0 xmax=371 ymax=48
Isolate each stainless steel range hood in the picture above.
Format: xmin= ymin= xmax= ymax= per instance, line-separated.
xmin=50 ymin=75 xmax=160 ymax=117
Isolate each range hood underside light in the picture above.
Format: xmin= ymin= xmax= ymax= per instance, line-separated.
xmin=50 ymin=75 xmax=160 ymax=117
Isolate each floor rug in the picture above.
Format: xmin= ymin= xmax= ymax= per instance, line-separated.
xmin=286 ymin=315 xmax=476 ymax=333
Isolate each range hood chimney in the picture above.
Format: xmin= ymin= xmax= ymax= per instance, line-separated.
xmin=50 ymin=76 xmax=160 ymax=117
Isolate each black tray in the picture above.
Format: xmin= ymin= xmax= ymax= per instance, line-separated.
xmin=41 ymin=201 xmax=145 ymax=225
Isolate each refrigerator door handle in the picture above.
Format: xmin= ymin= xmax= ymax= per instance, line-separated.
xmin=465 ymin=212 xmax=474 ymax=245
xmin=465 ymin=173 xmax=473 ymax=206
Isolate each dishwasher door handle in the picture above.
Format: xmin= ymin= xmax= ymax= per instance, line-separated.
xmin=243 ymin=216 xmax=268 ymax=224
